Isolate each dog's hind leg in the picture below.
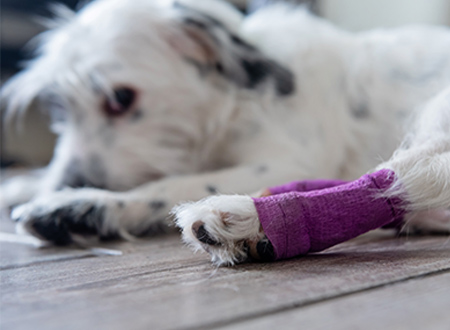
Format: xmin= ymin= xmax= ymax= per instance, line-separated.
xmin=401 ymin=209 xmax=450 ymax=235
xmin=377 ymin=87 xmax=450 ymax=234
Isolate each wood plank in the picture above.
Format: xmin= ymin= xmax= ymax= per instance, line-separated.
xmin=217 ymin=271 xmax=450 ymax=330
xmin=1 ymin=232 xmax=450 ymax=330
xmin=0 ymin=242 xmax=94 ymax=270
xmin=0 ymin=209 xmax=16 ymax=232
xmin=0 ymin=212 xmax=182 ymax=269
xmin=0 ymin=213 xmax=124 ymax=269
xmin=0 ymin=232 xmax=200 ymax=270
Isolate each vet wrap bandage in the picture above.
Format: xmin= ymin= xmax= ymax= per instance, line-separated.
xmin=269 ymin=179 xmax=349 ymax=195
xmin=252 ymin=169 xmax=405 ymax=260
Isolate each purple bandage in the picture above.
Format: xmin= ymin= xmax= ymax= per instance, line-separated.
xmin=252 ymin=169 xmax=405 ymax=260
xmin=269 ymin=179 xmax=349 ymax=195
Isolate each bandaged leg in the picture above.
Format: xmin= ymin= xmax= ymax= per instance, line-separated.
xmin=253 ymin=169 xmax=405 ymax=260
xmin=268 ymin=179 xmax=348 ymax=195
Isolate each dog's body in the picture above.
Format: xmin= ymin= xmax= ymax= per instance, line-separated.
xmin=1 ymin=0 xmax=449 ymax=255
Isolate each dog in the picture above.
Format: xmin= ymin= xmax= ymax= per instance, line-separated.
xmin=1 ymin=0 xmax=449 ymax=263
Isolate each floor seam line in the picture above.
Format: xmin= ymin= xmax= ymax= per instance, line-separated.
xmin=179 ymin=266 xmax=450 ymax=330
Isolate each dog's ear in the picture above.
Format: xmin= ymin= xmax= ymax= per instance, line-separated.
xmin=167 ymin=1 xmax=295 ymax=96
xmin=1 ymin=66 xmax=48 ymax=122
xmin=167 ymin=0 xmax=243 ymax=67
xmin=167 ymin=18 xmax=220 ymax=66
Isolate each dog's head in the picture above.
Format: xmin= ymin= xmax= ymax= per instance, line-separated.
xmin=2 ymin=0 xmax=294 ymax=191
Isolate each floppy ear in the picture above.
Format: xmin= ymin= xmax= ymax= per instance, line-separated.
xmin=167 ymin=18 xmax=220 ymax=66
xmin=1 ymin=65 xmax=49 ymax=122
xmin=166 ymin=3 xmax=295 ymax=96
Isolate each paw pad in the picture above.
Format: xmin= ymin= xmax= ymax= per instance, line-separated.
xmin=191 ymin=220 xmax=221 ymax=246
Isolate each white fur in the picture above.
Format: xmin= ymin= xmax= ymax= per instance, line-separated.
xmin=173 ymin=195 xmax=259 ymax=265
xmin=1 ymin=0 xmax=449 ymax=263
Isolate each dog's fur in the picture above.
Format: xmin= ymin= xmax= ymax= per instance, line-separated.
xmin=1 ymin=0 xmax=449 ymax=264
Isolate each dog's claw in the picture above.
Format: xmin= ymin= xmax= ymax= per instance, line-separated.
xmin=191 ymin=220 xmax=221 ymax=246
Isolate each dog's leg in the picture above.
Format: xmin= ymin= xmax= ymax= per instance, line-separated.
xmin=377 ymin=87 xmax=450 ymax=234
xmin=401 ymin=209 xmax=450 ymax=235
xmin=174 ymin=87 xmax=450 ymax=265
xmin=0 ymin=169 xmax=46 ymax=210
xmin=11 ymin=161 xmax=308 ymax=244
xmin=175 ymin=170 xmax=404 ymax=265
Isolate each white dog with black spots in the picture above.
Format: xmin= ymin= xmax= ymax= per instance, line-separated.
xmin=1 ymin=0 xmax=449 ymax=264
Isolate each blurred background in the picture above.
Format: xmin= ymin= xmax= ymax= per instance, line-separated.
xmin=1 ymin=0 xmax=450 ymax=167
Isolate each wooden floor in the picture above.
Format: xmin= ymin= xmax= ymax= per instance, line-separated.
xmin=1 ymin=214 xmax=450 ymax=330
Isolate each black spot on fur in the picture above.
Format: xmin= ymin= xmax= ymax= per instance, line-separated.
xmin=240 ymin=58 xmax=295 ymax=95
xmin=130 ymin=109 xmax=144 ymax=122
xmin=256 ymin=239 xmax=275 ymax=261
xmin=117 ymin=201 xmax=125 ymax=209
xmin=206 ymin=185 xmax=218 ymax=194
xmin=273 ymin=66 xmax=295 ymax=96
xmin=183 ymin=17 xmax=209 ymax=30
xmin=29 ymin=204 xmax=107 ymax=245
xmin=62 ymin=205 xmax=102 ymax=235
xmin=30 ymin=217 xmax=72 ymax=246
xmin=63 ymin=204 xmax=105 ymax=234
xmin=230 ymin=34 xmax=256 ymax=51
xmin=175 ymin=2 xmax=226 ymax=29
xmin=256 ymin=165 xmax=268 ymax=174
xmin=241 ymin=59 xmax=269 ymax=89
xmin=352 ymin=103 xmax=370 ymax=119
xmin=149 ymin=200 xmax=167 ymax=212
xmin=215 ymin=62 xmax=224 ymax=74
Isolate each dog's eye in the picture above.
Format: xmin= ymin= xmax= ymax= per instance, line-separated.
xmin=104 ymin=87 xmax=136 ymax=116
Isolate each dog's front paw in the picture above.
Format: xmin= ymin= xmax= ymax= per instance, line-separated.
xmin=11 ymin=190 xmax=120 ymax=245
xmin=173 ymin=195 xmax=273 ymax=266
